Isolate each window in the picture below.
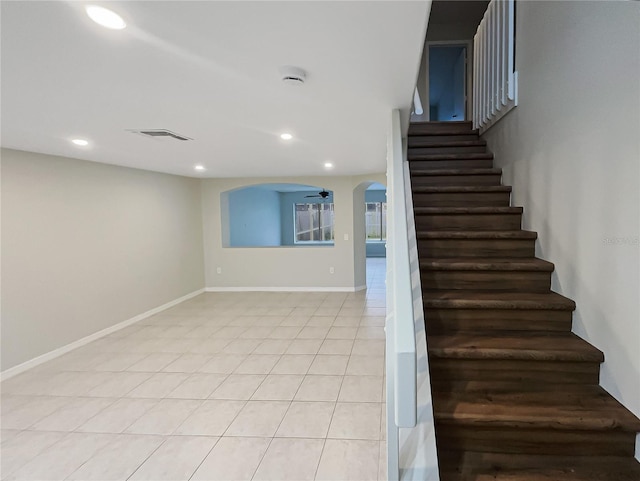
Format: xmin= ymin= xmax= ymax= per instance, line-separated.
xmin=366 ymin=202 xmax=387 ymax=241
xmin=294 ymin=203 xmax=334 ymax=243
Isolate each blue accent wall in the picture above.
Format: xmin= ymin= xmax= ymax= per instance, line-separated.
xmin=228 ymin=187 xmax=282 ymax=246
xmin=365 ymin=189 xmax=387 ymax=257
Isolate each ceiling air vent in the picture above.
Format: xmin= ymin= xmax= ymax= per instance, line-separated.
xmin=129 ymin=129 xmax=192 ymax=141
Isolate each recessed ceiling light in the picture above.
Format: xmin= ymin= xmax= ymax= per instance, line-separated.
xmin=86 ymin=5 xmax=126 ymax=30
xmin=71 ymin=138 xmax=89 ymax=146
xmin=194 ymin=165 xmax=206 ymax=172
xmin=324 ymin=162 xmax=334 ymax=169
xmin=280 ymin=133 xmax=293 ymax=141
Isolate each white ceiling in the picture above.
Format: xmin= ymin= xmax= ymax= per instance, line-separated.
xmin=1 ymin=1 xmax=429 ymax=178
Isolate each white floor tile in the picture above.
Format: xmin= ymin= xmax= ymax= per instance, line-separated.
xmin=306 ymin=316 xmax=335 ymax=327
xmin=129 ymin=435 xmax=218 ymax=480
xmin=319 ymin=339 xmax=354 ymax=355
xmin=1 ymin=396 xmax=69 ymax=430
xmin=4 ymin=432 xmax=116 ymax=481
xmin=357 ymin=327 xmax=386 ymax=340
xmin=279 ymin=315 xmax=310 ymax=327
xmin=352 ymin=340 xmax=385 ymax=357
xmin=333 ymin=316 xmax=361 ymax=327
xmin=315 ymin=439 xmax=380 ymax=481
xmin=308 ymin=355 xmax=349 ymax=375
xmin=328 ymin=402 xmax=382 ymax=440
xmin=188 ymin=338 xmax=231 ymax=354
xmin=66 ymin=434 xmax=163 ymax=480
xmin=30 ymin=397 xmax=115 ymax=432
xmin=253 ymin=339 xmax=292 ymax=355
xmin=86 ymin=372 xmax=152 ymax=397
xmin=338 ymin=376 xmax=384 ymax=403
xmin=127 ymin=353 xmax=181 ymax=372
xmin=268 ymin=327 xmax=302 ymax=339
xmin=275 ymin=402 xmax=335 ymax=438
xmin=174 ymin=399 xmax=245 ymax=436
xmin=0 ymin=431 xmax=66 ymax=478
xmin=225 ymin=401 xmax=289 ymax=437
xmin=233 ymin=354 xmax=279 ymax=374
xmin=286 ymin=339 xmax=323 ymax=354
xmin=126 ymin=372 xmax=190 ymax=398
xmin=198 ymin=354 xmax=247 ymax=374
xmin=326 ymin=327 xmax=358 ymax=340
xmin=93 ymin=353 xmax=148 ymax=371
xmin=222 ymin=339 xmax=262 ymax=354
xmin=0 ymin=429 xmax=21 ymax=444
xmin=212 ymin=326 xmax=247 ymax=338
xmin=166 ymin=373 xmax=227 ymax=399
xmin=346 ymin=355 xmax=385 ymax=376
xmin=191 ymin=437 xmax=270 ymax=481
xmin=161 ymin=354 xmax=212 ymax=372
xmin=77 ymin=398 xmax=158 ymax=433
xmin=378 ymin=440 xmax=388 ymax=481
xmin=2 ymin=260 xmax=388 ymax=481
xmin=297 ymin=326 xmax=330 ymax=339
xmin=271 ymin=355 xmax=315 ymax=375
xmin=237 ymin=327 xmax=275 ymax=339
xmin=125 ymin=399 xmax=201 ymax=435
xmin=251 ymin=375 xmax=304 ymax=401
xmin=253 ymin=438 xmax=324 ymax=481
xmin=209 ymin=374 xmax=266 ymax=400
xmin=294 ymin=375 xmax=343 ymax=402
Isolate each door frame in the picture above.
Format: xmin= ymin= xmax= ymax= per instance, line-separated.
xmin=425 ymin=40 xmax=473 ymax=121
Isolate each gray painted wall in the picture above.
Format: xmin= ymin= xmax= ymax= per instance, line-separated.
xmin=1 ymin=149 xmax=205 ymax=370
xmin=481 ymin=0 xmax=640 ymax=456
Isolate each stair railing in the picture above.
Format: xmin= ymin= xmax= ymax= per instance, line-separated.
xmin=386 ymin=109 xmax=440 ymax=481
xmin=413 ymin=88 xmax=424 ymax=116
xmin=473 ymin=0 xmax=518 ymax=131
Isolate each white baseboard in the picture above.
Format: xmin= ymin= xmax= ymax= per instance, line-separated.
xmin=206 ymin=286 xmax=366 ymax=292
xmin=0 ymin=288 xmax=205 ymax=382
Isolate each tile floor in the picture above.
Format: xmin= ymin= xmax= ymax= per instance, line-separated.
xmin=1 ymin=259 xmax=388 ymax=481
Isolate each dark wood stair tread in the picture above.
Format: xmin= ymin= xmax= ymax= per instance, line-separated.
xmin=423 ymin=290 xmax=576 ymax=310
xmin=417 ymin=230 xmax=537 ymax=240
xmin=413 ymin=185 xmax=512 ymax=193
xmin=428 ymin=332 xmax=604 ymax=362
xmin=408 ymin=121 xmax=475 ymax=136
xmin=407 ymin=120 xmax=640 ymax=471
xmin=414 ymin=206 xmax=523 ymax=215
xmin=408 ymin=152 xmax=494 ymax=161
xmin=432 ymin=385 xmax=640 ymax=432
xmin=420 ymin=258 xmax=553 ymax=271
xmin=410 ymin=168 xmax=501 ymax=176
xmin=438 ymin=452 xmax=640 ymax=481
xmin=408 ymin=139 xmax=487 ymax=147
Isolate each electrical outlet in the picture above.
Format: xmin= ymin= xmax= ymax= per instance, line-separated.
xmin=329 ymin=267 xmax=335 ymax=274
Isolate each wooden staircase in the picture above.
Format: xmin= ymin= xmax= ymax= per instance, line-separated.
xmin=408 ymin=121 xmax=640 ymax=480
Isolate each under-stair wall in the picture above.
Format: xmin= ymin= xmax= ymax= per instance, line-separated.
xmin=480 ymin=1 xmax=640 ymax=457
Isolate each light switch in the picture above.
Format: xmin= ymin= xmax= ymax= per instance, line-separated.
xmin=343 ymin=234 xmax=349 ymax=241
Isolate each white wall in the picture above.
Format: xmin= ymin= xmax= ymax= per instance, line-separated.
xmin=482 ymin=0 xmax=640 ymax=445
xmin=202 ymin=175 xmax=384 ymax=290
xmin=1 ymin=149 xmax=205 ymax=371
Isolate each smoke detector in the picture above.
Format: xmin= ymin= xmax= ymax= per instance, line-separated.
xmin=280 ymin=66 xmax=306 ymax=86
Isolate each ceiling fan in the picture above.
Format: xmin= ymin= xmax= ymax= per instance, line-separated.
xmin=305 ymin=189 xmax=332 ymax=199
